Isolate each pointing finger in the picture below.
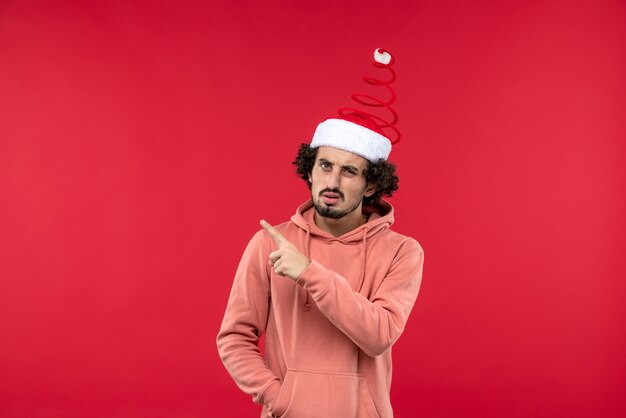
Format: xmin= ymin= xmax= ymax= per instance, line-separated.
xmin=260 ymin=220 xmax=287 ymax=246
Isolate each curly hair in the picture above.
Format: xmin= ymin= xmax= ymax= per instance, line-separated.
xmin=292 ymin=143 xmax=399 ymax=206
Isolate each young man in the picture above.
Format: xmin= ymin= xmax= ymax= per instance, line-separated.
xmin=217 ymin=49 xmax=424 ymax=418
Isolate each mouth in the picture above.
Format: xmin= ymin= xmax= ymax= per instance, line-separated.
xmin=321 ymin=191 xmax=342 ymax=205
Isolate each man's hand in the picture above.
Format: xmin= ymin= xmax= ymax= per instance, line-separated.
xmin=261 ymin=220 xmax=310 ymax=282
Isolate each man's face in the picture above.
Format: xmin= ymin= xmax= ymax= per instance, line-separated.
xmin=309 ymin=146 xmax=375 ymax=219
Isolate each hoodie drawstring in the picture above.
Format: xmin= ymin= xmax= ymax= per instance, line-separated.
xmin=357 ymin=227 xmax=368 ymax=293
xmin=303 ymin=225 xmax=312 ymax=311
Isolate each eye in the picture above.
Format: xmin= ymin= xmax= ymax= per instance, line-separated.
xmin=343 ymin=168 xmax=357 ymax=177
xmin=320 ymin=162 xmax=331 ymax=170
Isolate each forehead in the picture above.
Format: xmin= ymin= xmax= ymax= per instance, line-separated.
xmin=316 ymin=146 xmax=369 ymax=169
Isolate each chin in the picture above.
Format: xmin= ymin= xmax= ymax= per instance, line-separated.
xmin=313 ymin=202 xmax=347 ymax=219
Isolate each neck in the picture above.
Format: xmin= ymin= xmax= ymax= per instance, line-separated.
xmin=314 ymin=208 xmax=368 ymax=237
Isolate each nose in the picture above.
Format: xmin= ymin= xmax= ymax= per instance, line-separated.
xmin=326 ymin=168 xmax=340 ymax=190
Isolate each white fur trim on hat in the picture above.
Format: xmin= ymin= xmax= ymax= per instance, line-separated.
xmin=310 ymin=118 xmax=392 ymax=161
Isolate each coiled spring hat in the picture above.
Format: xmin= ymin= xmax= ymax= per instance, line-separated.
xmin=310 ymin=48 xmax=401 ymax=162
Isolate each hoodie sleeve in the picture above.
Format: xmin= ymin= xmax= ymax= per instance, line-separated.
xmin=216 ymin=230 xmax=281 ymax=409
xmin=296 ymin=238 xmax=424 ymax=357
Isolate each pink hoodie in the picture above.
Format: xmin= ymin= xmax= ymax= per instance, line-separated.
xmin=217 ymin=200 xmax=424 ymax=417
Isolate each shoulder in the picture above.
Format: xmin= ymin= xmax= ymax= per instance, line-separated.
xmin=380 ymin=228 xmax=424 ymax=256
xmin=379 ymin=230 xmax=425 ymax=280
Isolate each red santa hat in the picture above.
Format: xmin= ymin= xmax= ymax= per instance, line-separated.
xmin=310 ymin=48 xmax=401 ymax=162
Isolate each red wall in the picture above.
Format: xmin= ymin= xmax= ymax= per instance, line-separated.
xmin=1 ymin=1 xmax=625 ymax=417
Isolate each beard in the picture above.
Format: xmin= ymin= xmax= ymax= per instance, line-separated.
xmin=312 ymin=188 xmax=363 ymax=219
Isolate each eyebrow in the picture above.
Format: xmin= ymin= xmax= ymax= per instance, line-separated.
xmin=318 ymin=158 xmax=360 ymax=173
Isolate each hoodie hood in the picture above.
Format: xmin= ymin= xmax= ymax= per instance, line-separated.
xmin=290 ymin=199 xmax=395 ymax=243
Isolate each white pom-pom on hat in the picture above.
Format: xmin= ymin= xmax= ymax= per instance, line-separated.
xmin=374 ymin=48 xmax=392 ymax=65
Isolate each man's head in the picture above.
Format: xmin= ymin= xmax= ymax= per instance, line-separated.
xmin=294 ymin=49 xmax=401 ymax=220
xmin=293 ymin=144 xmax=399 ymax=217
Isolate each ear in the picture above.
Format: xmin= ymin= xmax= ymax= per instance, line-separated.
xmin=364 ymin=183 xmax=376 ymax=197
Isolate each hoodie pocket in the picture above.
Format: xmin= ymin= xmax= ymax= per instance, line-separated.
xmin=271 ymin=369 xmax=380 ymax=418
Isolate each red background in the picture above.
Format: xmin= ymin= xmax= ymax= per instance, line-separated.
xmin=1 ymin=1 xmax=625 ymax=417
